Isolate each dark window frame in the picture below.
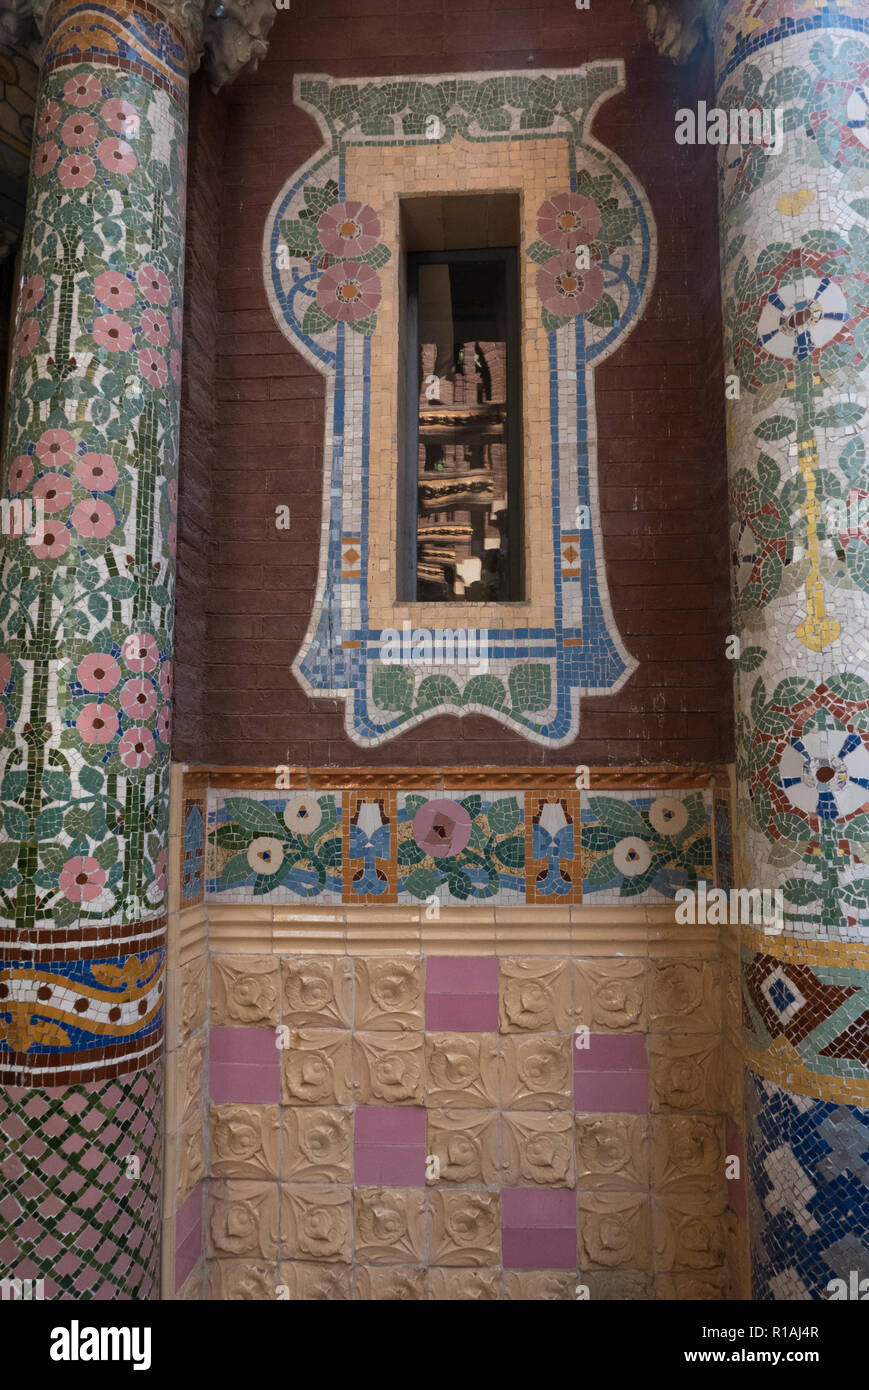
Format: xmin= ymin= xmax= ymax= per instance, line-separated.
xmin=401 ymin=246 xmax=523 ymax=603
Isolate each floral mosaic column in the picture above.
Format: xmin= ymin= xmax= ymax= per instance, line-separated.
xmin=712 ymin=0 xmax=869 ymax=1298
xmin=0 ymin=0 xmax=192 ymax=1298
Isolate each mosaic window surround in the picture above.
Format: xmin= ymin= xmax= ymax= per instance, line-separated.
xmin=263 ymin=67 xmax=657 ymax=747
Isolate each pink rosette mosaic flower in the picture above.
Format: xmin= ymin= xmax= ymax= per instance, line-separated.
xmin=36 ymin=428 xmax=76 ymax=467
xmin=138 ymin=264 xmax=171 ymax=305
xmin=58 ymin=153 xmax=95 ymax=189
xmin=537 ymin=192 xmax=602 ymax=252
xmin=316 ymin=260 xmax=382 ymax=323
xmin=34 ymin=141 xmax=59 ymax=177
xmin=15 ymin=318 xmax=39 ymax=357
xmin=29 ymin=523 xmax=69 ymax=559
xmin=61 ymin=112 xmax=98 ymax=147
xmin=97 ymin=138 xmax=137 ymax=175
xmin=118 ymin=727 xmax=156 ymax=770
xmin=141 ymin=308 xmax=170 ymax=347
xmin=8 ymin=456 xmax=33 ymax=494
xmin=59 ymin=855 xmax=106 ymax=903
xmin=124 ymin=632 xmax=159 ymax=674
xmin=76 ymin=453 xmax=118 ymax=491
xmin=93 ymin=314 xmax=133 ymax=352
xmin=20 ymin=276 xmax=45 ymax=312
xmin=101 ymin=98 xmax=139 ymax=136
xmin=37 ymin=102 xmax=62 ymax=137
xmin=317 ymin=200 xmax=382 ymax=257
xmin=33 ymin=472 xmax=73 ymax=514
xmin=120 ymin=678 xmax=158 ymax=720
xmin=63 ymin=74 xmax=101 ymax=107
xmin=71 ymin=498 xmax=115 ymax=539
xmin=77 ymin=702 xmax=119 ymax=745
xmin=536 ymin=253 xmax=604 ymax=317
xmin=138 ymin=348 xmax=168 ymax=387
xmin=159 ymin=660 xmax=173 ymax=699
xmin=156 ymin=706 xmax=171 ymax=744
xmin=94 ymin=270 xmax=135 ymax=310
xmin=77 ymin=652 xmax=121 ymax=693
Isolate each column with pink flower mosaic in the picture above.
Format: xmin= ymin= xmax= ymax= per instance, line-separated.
xmin=712 ymin=0 xmax=869 ymax=1298
xmin=0 ymin=0 xmax=189 ymax=1297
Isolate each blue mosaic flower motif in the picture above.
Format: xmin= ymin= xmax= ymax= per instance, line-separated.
xmin=531 ymin=819 xmax=575 ymax=897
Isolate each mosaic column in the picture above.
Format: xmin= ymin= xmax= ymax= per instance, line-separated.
xmin=709 ymin=1 xmax=869 ymax=1299
xmin=0 ymin=0 xmax=273 ymax=1299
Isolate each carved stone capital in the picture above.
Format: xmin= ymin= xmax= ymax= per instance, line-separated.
xmin=1 ymin=0 xmax=276 ymax=89
xmin=633 ymin=0 xmax=710 ymax=63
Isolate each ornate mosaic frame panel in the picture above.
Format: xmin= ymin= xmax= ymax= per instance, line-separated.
xmin=263 ymin=68 xmax=657 ymax=748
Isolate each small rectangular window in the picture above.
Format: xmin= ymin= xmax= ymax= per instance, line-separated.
xmin=402 ymin=242 xmax=522 ymax=602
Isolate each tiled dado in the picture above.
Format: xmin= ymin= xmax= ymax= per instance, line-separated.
xmin=186 ymin=951 xmax=742 ymax=1301
xmin=166 ymin=765 xmax=745 ymax=1300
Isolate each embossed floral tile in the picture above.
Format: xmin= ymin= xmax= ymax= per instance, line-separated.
xmin=581 ymin=791 xmax=714 ymax=902
xmin=206 ymin=790 xmax=344 ymax=903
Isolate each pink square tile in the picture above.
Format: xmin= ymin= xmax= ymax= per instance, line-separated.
xmin=210 ymin=1026 xmax=278 ymax=1065
xmin=502 ymin=1188 xmax=575 ymax=1228
xmin=426 ymin=993 xmax=499 ymax=1031
xmin=355 ymin=1107 xmax=426 ymax=1144
xmin=355 ymin=1146 xmax=425 ymax=1186
xmin=502 ymin=1227 xmax=576 ymax=1270
xmin=210 ymin=1062 xmax=279 ymax=1104
xmin=574 ymin=1070 xmax=649 ymax=1113
xmin=426 ymin=957 xmax=499 ymax=993
xmin=573 ymin=1033 xmax=647 ymax=1071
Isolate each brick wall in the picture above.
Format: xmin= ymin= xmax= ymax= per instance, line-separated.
xmin=174 ymin=0 xmax=733 ymax=768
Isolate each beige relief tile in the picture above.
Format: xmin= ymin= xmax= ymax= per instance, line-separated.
xmin=429 ymin=1190 xmax=501 ymax=1267
xmin=207 ymin=1181 xmax=279 ymax=1261
xmin=211 ymin=956 xmax=280 ymax=1027
xmin=649 ymin=1037 xmax=721 ymax=1113
xmin=177 ymin=1110 xmax=206 ymax=1204
xmin=575 ymin=1114 xmax=649 ymax=1191
xmin=574 ymin=958 xmax=646 ymax=1032
xmin=425 ymin=1033 xmax=499 ymax=1109
xmin=656 ymin=1272 xmax=728 ymax=1301
xmin=280 ymin=1185 xmax=352 ymax=1264
xmin=281 ymin=1029 xmax=353 ymax=1107
xmin=354 ymin=1187 xmax=426 ymax=1264
xmin=499 ymin=1035 xmax=572 ymax=1110
xmin=654 ymin=1194 xmax=728 ymax=1273
xmin=179 ymin=956 xmax=207 ymax=1042
xmin=176 ymin=1032 xmax=206 ymax=1127
xmin=502 ymin=1111 xmax=575 ymax=1187
xmin=429 ymin=1268 xmax=501 ymax=1300
xmin=578 ymin=1193 xmax=653 ymax=1272
xmin=207 ymin=1259 xmax=278 ymax=1300
xmin=281 ymin=1107 xmax=352 ymax=1183
xmin=353 ymin=1032 xmax=425 ymax=1105
xmin=210 ymin=1104 xmax=280 ymax=1180
xmin=281 ymin=956 xmax=353 ymax=1028
xmin=649 ymin=961 xmax=721 ymax=1034
xmin=503 ymin=1271 xmax=575 ymax=1300
xmin=174 ymin=1264 xmax=205 ymax=1302
xmin=354 ymin=957 xmax=423 ymax=1031
xmin=652 ymin=1116 xmax=725 ymax=1193
xmin=278 ymin=1262 xmax=352 ymax=1300
xmin=720 ymin=1039 xmax=743 ymax=1125
xmin=499 ymin=959 xmax=570 ymax=1033
xmin=583 ymin=1271 xmax=655 ymax=1301
xmin=427 ymin=1109 xmax=499 ymax=1185
xmin=355 ymin=1267 xmax=426 ymax=1300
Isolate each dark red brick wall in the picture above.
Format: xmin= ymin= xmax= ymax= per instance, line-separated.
xmin=175 ymin=79 xmax=226 ymax=755
xmin=174 ymin=0 xmax=734 ymax=768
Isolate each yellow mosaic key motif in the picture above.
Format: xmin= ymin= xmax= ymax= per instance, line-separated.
xmin=796 ymin=436 xmax=841 ymax=651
